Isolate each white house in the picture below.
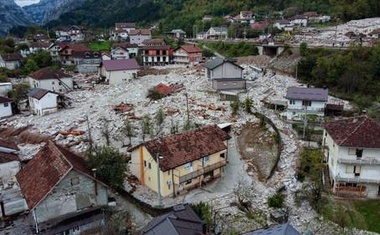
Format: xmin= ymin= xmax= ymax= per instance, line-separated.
xmin=28 ymin=67 xmax=73 ymax=93
xmin=0 ymin=53 xmax=23 ymax=70
xmin=323 ymin=116 xmax=380 ymax=198
xmin=129 ymin=29 xmax=152 ymax=46
xmin=204 ymin=57 xmax=246 ymax=91
xmin=284 ymin=87 xmax=328 ymax=120
xmin=0 ymin=96 xmax=12 ymax=119
xmin=98 ymin=59 xmax=140 ymax=85
xmin=288 ymin=15 xmax=308 ymax=27
xmin=205 ymin=27 xmax=228 ymax=40
xmin=27 ymin=88 xmax=59 ymax=116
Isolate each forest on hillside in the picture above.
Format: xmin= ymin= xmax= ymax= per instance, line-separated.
xmin=45 ymin=0 xmax=380 ymax=34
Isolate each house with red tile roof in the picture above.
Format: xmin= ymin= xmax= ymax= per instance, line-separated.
xmin=0 ymin=96 xmax=13 ymax=119
xmin=0 ymin=53 xmax=23 ymax=70
xmin=173 ymin=45 xmax=203 ymax=65
xmin=16 ymin=141 xmax=109 ymax=227
xmin=28 ymin=67 xmax=73 ymax=93
xmin=129 ymin=29 xmax=152 ymax=45
xmin=323 ymin=116 xmax=380 ymax=198
xmin=98 ymin=58 xmax=140 ymax=85
xmin=130 ymin=125 xmax=230 ymax=198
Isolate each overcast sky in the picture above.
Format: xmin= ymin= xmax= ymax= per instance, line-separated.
xmin=14 ymin=0 xmax=40 ymax=7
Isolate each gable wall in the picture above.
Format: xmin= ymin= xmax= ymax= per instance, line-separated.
xmin=34 ymin=170 xmax=108 ymax=223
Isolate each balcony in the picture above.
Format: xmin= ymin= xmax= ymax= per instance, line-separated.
xmin=335 ymin=175 xmax=380 ymax=184
xmin=337 ymin=158 xmax=380 ymax=165
xmin=179 ymin=160 xmax=227 ymax=184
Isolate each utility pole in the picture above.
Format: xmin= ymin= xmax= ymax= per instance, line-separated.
xmin=156 ymin=152 xmax=162 ymax=207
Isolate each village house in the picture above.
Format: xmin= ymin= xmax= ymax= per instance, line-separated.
xmin=111 ymin=43 xmax=139 ymax=60
xmin=284 ymin=86 xmax=328 ymax=120
xmin=28 ymin=67 xmax=73 ymax=92
xmin=27 ymin=88 xmax=59 ymax=115
xmin=73 ymin=51 xmax=102 ymax=73
xmin=234 ymin=11 xmax=255 ymax=24
xmin=16 ymin=141 xmax=109 ymax=233
xmin=130 ymin=125 xmax=230 ymax=198
xmin=140 ymin=39 xmax=173 ymax=66
xmin=0 ymin=53 xmax=23 ymax=70
xmin=0 ymin=96 xmax=13 ymax=119
xmin=288 ymin=15 xmax=308 ymax=27
xmin=98 ymin=59 xmax=140 ymax=85
xmin=204 ymin=57 xmax=246 ymax=91
xmin=58 ymin=44 xmax=91 ymax=66
xmin=173 ymin=45 xmax=203 ymax=65
xmin=166 ymin=29 xmax=186 ymax=40
xmin=142 ymin=204 xmax=206 ymax=235
xmin=115 ymin=22 xmax=136 ymax=33
xmin=323 ymin=116 xmax=380 ymax=198
xmin=273 ymin=20 xmax=294 ymax=31
xmin=205 ymin=27 xmax=228 ymax=40
xmin=129 ymin=29 xmax=152 ymax=46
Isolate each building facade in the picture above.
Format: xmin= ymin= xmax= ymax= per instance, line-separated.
xmin=323 ymin=116 xmax=380 ymax=198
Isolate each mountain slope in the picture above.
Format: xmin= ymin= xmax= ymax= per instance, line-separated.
xmin=23 ymin=0 xmax=86 ymax=25
xmin=0 ymin=0 xmax=31 ymax=36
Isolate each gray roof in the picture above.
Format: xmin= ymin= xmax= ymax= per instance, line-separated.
xmin=142 ymin=204 xmax=205 ymax=235
xmin=100 ymin=59 xmax=140 ymax=71
xmin=204 ymin=57 xmax=243 ymax=70
xmin=285 ymin=87 xmax=328 ymax=102
xmin=245 ymin=223 xmax=301 ymax=235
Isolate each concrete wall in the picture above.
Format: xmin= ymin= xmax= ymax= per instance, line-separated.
xmin=34 ymin=170 xmax=108 ymax=223
xmin=212 ymin=79 xmax=246 ymax=91
xmin=0 ymin=161 xmax=20 ymax=182
xmin=29 ymin=92 xmax=58 ymax=116
xmin=211 ymin=62 xmax=243 ymax=79
xmin=0 ymin=102 xmax=12 ymax=119
xmin=105 ymin=70 xmax=137 ymax=85
xmin=29 ymin=77 xmax=73 ymax=92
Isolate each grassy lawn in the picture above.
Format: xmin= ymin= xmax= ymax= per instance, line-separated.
xmin=87 ymin=41 xmax=112 ymax=51
xmin=351 ymin=200 xmax=380 ymax=233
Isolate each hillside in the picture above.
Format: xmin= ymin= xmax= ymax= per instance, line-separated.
xmin=0 ymin=0 xmax=31 ymax=36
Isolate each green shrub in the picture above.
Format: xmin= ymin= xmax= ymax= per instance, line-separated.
xmin=268 ymin=193 xmax=285 ymax=208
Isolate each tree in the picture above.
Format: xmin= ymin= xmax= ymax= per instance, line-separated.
xmin=87 ymin=145 xmax=127 ymax=189
xmin=154 ymin=108 xmax=165 ymax=135
xmin=242 ymin=97 xmax=253 ymax=113
xmin=121 ymin=118 xmax=135 ymax=146
xmin=24 ymin=59 xmax=39 ymax=75
xmin=141 ymin=114 xmax=152 ymax=142
xmin=230 ymin=97 xmax=240 ymax=115
xmin=300 ymin=42 xmax=308 ymax=56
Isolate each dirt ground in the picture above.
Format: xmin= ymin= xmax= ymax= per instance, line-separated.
xmin=237 ymin=122 xmax=279 ymax=181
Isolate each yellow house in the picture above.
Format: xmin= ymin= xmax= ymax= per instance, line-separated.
xmin=130 ymin=125 xmax=230 ymax=198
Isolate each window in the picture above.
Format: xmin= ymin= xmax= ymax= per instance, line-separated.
xmin=148 ymin=162 xmax=151 ymax=169
xmin=185 ymin=162 xmax=193 ymax=170
xmin=302 ymin=100 xmax=312 ymax=106
xmin=144 ymin=160 xmax=147 ymax=167
xmin=356 ymin=149 xmax=363 ymax=159
xmin=71 ymin=177 xmax=79 ymax=186
xmin=348 ymin=148 xmax=356 ymax=155
xmin=289 ymin=100 xmax=295 ymax=105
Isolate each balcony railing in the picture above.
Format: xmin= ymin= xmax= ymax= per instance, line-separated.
xmin=337 ymin=158 xmax=380 ymax=165
xmin=335 ymin=176 xmax=380 ymax=184
xmin=179 ymin=160 xmax=227 ymax=184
